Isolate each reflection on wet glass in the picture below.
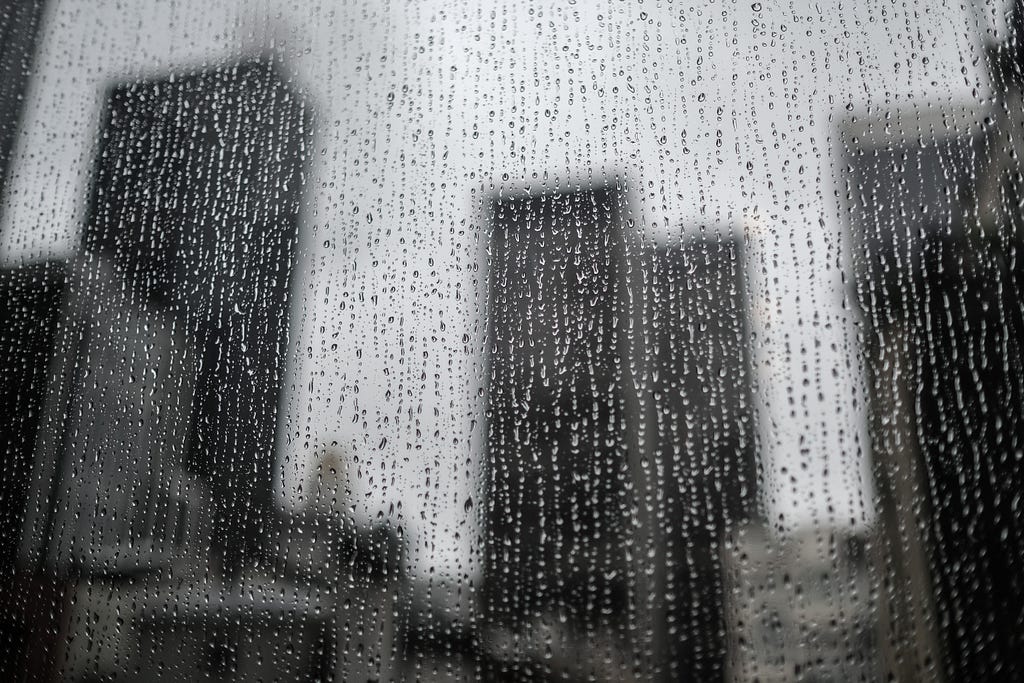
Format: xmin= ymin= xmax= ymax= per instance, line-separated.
xmin=2 ymin=0 xmax=1024 ymax=681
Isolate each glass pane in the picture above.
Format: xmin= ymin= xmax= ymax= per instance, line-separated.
xmin=1 ymin=1 xmax=1023 ymax=681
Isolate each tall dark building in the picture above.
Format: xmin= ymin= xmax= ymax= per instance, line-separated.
xmin=0 ymin=1 xmax=53 ymax=563
xmin=480 ymin=188 xmax=757 ymax=680
xmin=844 ymin=6 xmax=1024 ymax=663
xmin=482 ymin=184 xmax=639 ymax=675
xmin=20 ymin=58 xmax=312 ymax=576
xmin=912 ymin=234 xmax=1024 ymax=680
xmin=844 ymin=103 xmax=1024 ymax=678
xmin=0 ymin=262 xmax=66 ymax=678
xmin=0 ymin=0 xmax=47 ymax=208
xmin=648 ymin=237 xmax=757 ymax=682
xmin=0 ymin=262 xmax=65 ymax=575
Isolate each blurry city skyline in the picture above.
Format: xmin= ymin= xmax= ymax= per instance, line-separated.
xmin=0 ymin=0 xmax=1009 ymax=587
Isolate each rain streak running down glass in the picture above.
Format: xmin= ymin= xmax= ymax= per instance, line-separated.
xmin=3 ymin=1 xmax=1024 ymax=681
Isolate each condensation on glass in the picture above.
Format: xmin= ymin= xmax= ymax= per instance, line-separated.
xmin=0 ymin=1 xmax=1023 ymax=681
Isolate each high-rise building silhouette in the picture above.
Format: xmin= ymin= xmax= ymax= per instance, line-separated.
xmin=911 ymin=233 xmax=1024 ymax=679
xmin=482 ymin=184 xmax=639 ymax=677
xmin=20 ymin=58 xmax=312 ymax=576
xmin=647 ymin=237 xmax=757 ymax=682
xmin=0 ymin=0 xmax=47 ymax=209
xmin=481 ymin=187 xmax=758 ymax=680
xmin=0 ymin=262 xmax=65 ymax=574
xmin=0 ymin=261 xmax=66 ymax=678
xmin=0 ymin=0 xmax=53 ymax=574
xmin=844 ymin=59 xmax=1024 ymax=676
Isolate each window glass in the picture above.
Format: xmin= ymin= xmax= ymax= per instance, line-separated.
xmin=1 ymin=1 xmax=1022 ymax=680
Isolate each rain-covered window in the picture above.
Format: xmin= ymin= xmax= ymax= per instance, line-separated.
xmin=3 ymin=1 xmax=1024 ymax=681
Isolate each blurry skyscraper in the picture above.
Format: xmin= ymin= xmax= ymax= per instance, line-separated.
xmin=481 ymin=190 xmax=758 ymax=680
xmin=647 ymin=237 xmax=758 ymax=681
xmin=843 ymin=12 xmax=1024 ymax=670
xmin=20 ymin=58 xmax=313 ymax=576
xmin=482 ymin=184 xmax=639 ymax=678
xmin=0 ymin=1 xmax=47 ymax=207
